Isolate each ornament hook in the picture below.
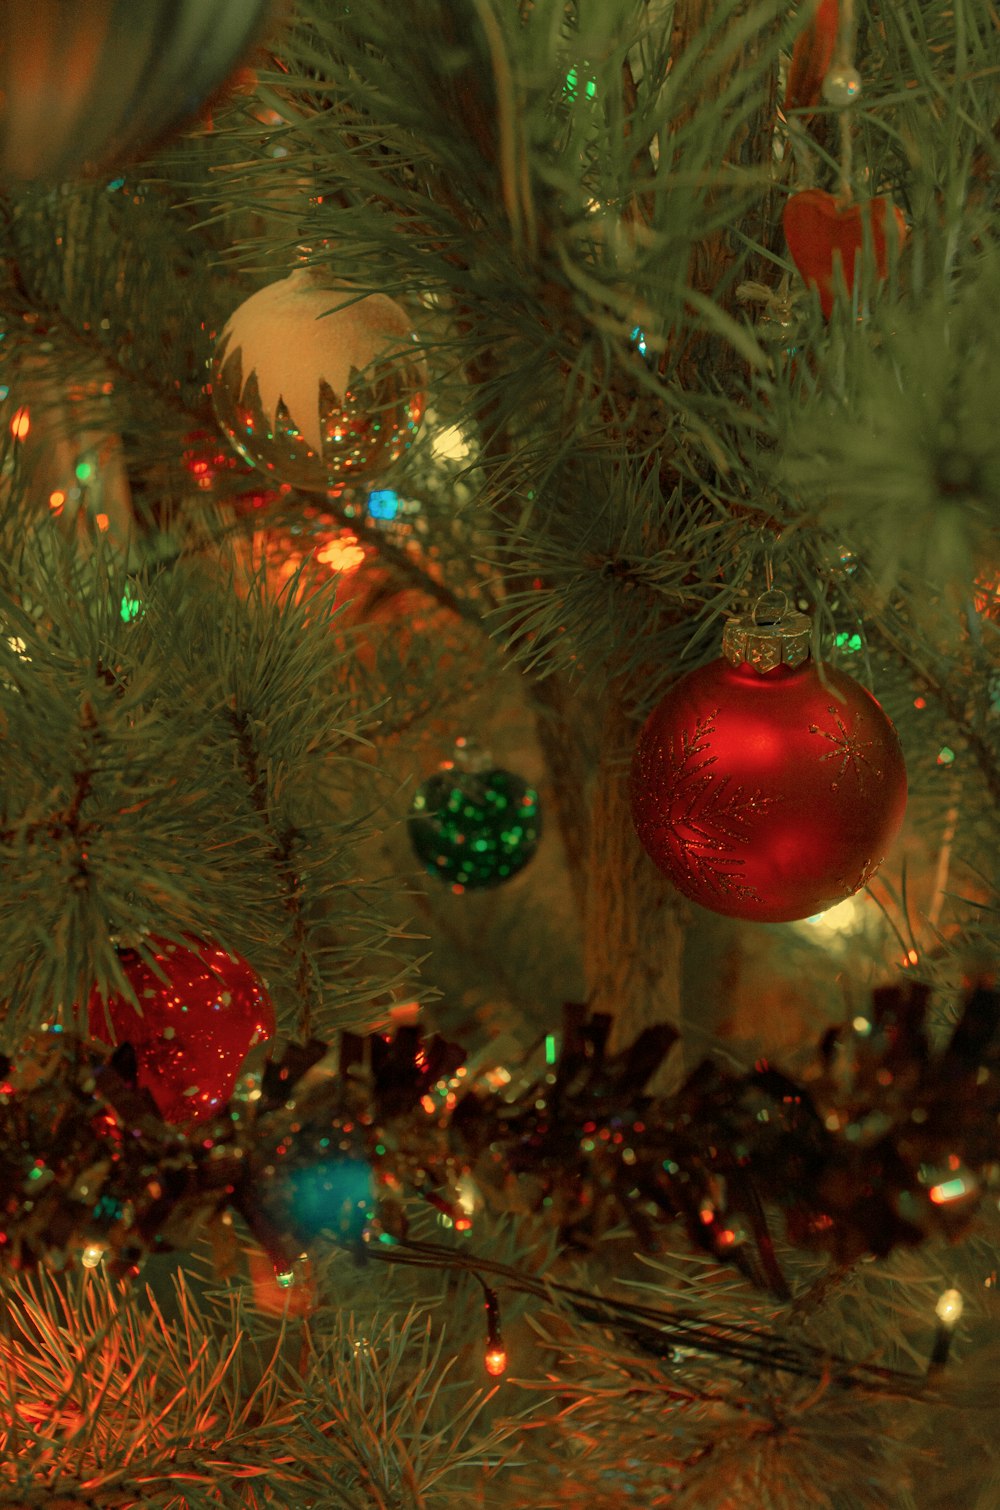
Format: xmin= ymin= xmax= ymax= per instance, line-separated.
xmin=752 ymin=588 xmax=789 ymax=627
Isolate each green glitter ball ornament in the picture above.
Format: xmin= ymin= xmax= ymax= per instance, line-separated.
xmin=408 ymin=743 xmax=541 ymax=893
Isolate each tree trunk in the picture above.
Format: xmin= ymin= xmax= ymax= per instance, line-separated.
xmin=574 ymin=1 xmax=783 ymax=1074
xmin=582 ymin=695 xmax=688 ymax=1090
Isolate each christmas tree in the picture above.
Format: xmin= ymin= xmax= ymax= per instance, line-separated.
xmin=1 ymin=2 xmax=999 ymax=1505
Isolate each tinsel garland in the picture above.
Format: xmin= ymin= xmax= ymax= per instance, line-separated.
xmin=0 ymin=981 xmax=997 ymax=1295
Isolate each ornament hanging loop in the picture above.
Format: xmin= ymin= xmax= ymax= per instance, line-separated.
xmin=826 ymin=0 xmax=861 ymax=203
xmin=450 ymin=736 xmax=494 ymax=775
xmin=751 ymin=588 xmax=789 ymax=628
xmin=823 ymin=0 xmax=862 ymax=108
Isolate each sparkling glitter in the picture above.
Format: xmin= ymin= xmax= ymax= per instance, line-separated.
xmin=408 ymin=767 xmax=541 ymax=891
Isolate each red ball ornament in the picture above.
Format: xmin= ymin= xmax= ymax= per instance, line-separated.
xmin=630 ymin=608 xmax=907 ymax=922
xmin=88 ymin=937 xmax=275 ymax=1124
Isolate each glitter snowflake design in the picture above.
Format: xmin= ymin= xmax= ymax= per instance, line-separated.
xmin=653 ymin=712 xmax=773 ymax=901
xmin=836 ymin=852 xmax=883 ymax=899
xmin=808 ymin=708 xmax=880 ymax=790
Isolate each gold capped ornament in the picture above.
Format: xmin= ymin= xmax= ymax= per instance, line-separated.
xmin=630 ymin=599 xmax=907 ymax=922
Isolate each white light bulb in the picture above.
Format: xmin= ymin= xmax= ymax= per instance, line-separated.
xmin=431 ymin=425 xmax=472 ymax=463
xmin=935 ymin=1288 xmax=963 ymax=1326
xmin=803 ymin=896 xmax=866 ymax=936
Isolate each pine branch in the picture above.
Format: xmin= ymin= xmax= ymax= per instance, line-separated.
xmin=0 ymin=700 xmax=97 ymax=859
xmin=365 ymin=1236 xmax=926 ymax=1395
xmin=320 ymin=496 xmax=494 ymax=630
xmin=872 ymin=619 xmax=1000 ymax=812
xmin=227 ymin=702 xmax=318 ymax=1039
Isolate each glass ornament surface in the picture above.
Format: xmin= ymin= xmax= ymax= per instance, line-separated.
xmin=0 ymin=0 xmax=275 ymax=181
xmin=240 ymin=500 xmax=369 ymax=607
xmin=409 ymin=765 xmax=542 ymax=893
xmin=211 ymin=271 xmax=426 ymax=492
xmin=278 ymin=1159 xmax=373 ymax=1242
xmin=822 ymin=65 xmax=863 ymax=106
xmin=630 ymin=614 xmax=907 ymax=923
xmin=88 ymin=937 xmax=276 ymax=1124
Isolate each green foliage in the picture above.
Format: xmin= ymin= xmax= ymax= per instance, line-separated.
xmin=0 ymin=532 xmax=408 ymax=1042
xmin=0 ymin=1264 xmax=525 ymax=1508
xmin=0 ymin=0 xmax=998 ymax=1506
xmin=778 ymin=252 xmax=1000 ymax=604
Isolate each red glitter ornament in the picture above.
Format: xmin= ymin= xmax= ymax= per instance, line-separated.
xmin=88 ymin=937 xmax=275 ymax=1124
xmin=630 ymin=606 xmax=907 ymax=922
